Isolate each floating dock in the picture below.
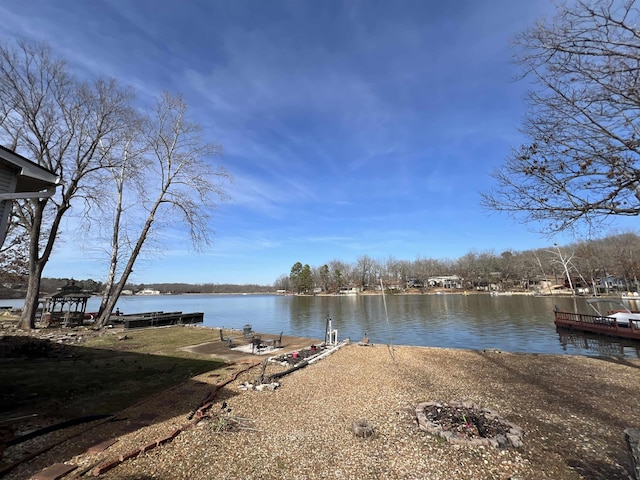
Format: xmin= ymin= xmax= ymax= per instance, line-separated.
xmin=112 ymin=311 xmax=204 ymax=329
xmin=554 ymin=310 xmax=640 ymax=341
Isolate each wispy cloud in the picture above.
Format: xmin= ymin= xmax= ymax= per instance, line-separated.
xmin=1 ymin=0 xmax=580 ymax=284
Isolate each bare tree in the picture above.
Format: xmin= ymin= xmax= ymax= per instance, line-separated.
xmin=395 ymin=259 xmax=412 ymax=289
xmin=508 ymin=251 xmax=539 ymax=291
xmin=0 ymin=39 xmax=134 ymax=328
xmin=273 ymin=274 xmax=290 ymax=292
xmin=355 ymin=255 xmax=376 ymax=290
xmin=93 ymin=92 xmax=228 ymax=326
xmin=328 ymin=259 xmax=350 ymax=292
xmin=574 ymin=240 xmax=606 ymax=295
xmin=608 ymin=232 xmax=640 ymax=290
xmin=92 ymin=121 xmax=146 ymax=319
xmin=383 ymin=256 xmax=415 ymax=288
xmin=482 ymin=0 xmax=640 ymax=233
xmin=547 ymin=244 xmax=577 ymax=295
xmin=413 ymin=256 xmax=435 ymax=288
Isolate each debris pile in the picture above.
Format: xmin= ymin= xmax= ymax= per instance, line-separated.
xmin=238 ymin=381 xmax=280 ymax=392
xmin=272 ymin=345 xmax=324 ymax=366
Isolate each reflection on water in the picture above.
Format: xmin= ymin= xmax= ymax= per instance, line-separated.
xmin=556 ymin=330 xmax=640 ymax=358
xmin=3 ymin=293 xmax=639 ymax=358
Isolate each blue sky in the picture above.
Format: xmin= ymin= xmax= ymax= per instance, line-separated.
xmin=2 ymin=1 xmax=636 ymax=285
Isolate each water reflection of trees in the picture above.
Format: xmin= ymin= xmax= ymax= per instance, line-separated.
xmin=557 ymin=331 xmax=640 ymax=358
xmin=287 ymin=294 xmax=562 ymax=343
xmin=288 ymin=296 xmax=385 ymax=340
xmin=281 ymin=294 xmax=640 ymax=357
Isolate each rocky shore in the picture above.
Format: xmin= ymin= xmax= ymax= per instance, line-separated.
xmin=7 ymin=338 xmax=640 ymax=480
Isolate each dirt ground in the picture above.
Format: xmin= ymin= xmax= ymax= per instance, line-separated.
xmin=2 ymin=325 xmax=640 ymax=479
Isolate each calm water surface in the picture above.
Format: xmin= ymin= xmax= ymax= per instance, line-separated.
xmin=5 ymin=293 xmax=640 ymax=358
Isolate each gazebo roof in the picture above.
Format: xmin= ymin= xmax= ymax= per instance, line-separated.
xmin=50 ymin=280 xmax=92 ymax=299
xmin=51 ymin=291 xmax=92 ymax=299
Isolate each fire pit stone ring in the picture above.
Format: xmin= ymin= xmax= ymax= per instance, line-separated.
xmin=415 ymin=400 xmax=524 ymax=448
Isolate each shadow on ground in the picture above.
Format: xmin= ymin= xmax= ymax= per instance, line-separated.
xmin=0 ymin=327 xmax=321 ymax=479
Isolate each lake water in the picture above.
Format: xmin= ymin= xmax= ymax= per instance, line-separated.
xmin=4 ymin=293 xmax=640 ymax=358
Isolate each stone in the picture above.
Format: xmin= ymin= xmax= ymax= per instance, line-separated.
xmin=625 ymin=427 xmax=640 ymax=480
xmin=507 ymin=434 xmax=524 ymax=449
xmin=351 ymin=419 xmax=375 ymax=438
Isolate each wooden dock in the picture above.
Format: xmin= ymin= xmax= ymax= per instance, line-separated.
xmin=112 ymin=311 xmax=204 ymax=329
xmin=554 ymin=310 xmax=640 ymax=341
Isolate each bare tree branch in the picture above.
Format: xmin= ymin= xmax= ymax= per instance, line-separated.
xmin=0 ymin=39 xmax=134 ymax=328
xmin=482 ymin=0 xmax=640 ymax=233
xmin=94 ymin=92 xmax=230 ymax=326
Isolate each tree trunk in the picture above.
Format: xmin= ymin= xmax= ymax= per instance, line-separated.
xmin=17 ymin=262 xmax=44 ymax=330
xmin=98 ymin=279 xmax=114 ymax=319
xmin=94 ymin=198 xmax=159 ymax=328
xmin=95 ymin=259 xmax=133 ymax=328
xmin=95 ymin=283 xmax=122 ymax=327
xmin=96 ymin=145 xmax=132 ymax=324
xmin=16 ymin=199 xmax=48 ymax=330
xmin=96 ymin=209 xmax=121 ymax=322
xmin=93 ymin=240 xmax=141 ymax=327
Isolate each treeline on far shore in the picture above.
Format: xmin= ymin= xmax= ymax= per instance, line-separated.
xmin=0 ymin=279 xmax=274 ymax=299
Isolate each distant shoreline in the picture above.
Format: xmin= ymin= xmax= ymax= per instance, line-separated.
xmin=1 ymin=288 xmax=620 ymax=302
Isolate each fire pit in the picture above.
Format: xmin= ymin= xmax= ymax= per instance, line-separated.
xmin=415 ymin=400 xmax=523 ymax=448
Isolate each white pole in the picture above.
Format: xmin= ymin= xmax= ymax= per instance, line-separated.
xmin=380 ymin=278 xmax=395 ymax=363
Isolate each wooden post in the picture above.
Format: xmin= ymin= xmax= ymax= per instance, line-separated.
xmin=258 ymin=359 xmax=268 ymax=385
xmin=625 ymin=428 xmax=640 ymax=480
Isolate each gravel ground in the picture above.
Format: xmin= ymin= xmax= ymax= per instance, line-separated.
xmin=9 ymin=342 xmax=640 ymax=479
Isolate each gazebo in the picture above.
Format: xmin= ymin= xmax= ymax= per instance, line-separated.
xmin=43 ymin=280 xmax=92 ymax=327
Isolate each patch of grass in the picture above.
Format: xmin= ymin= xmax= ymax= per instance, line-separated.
xmin=0 ymin=327 xmax=226 ymax=419
xmin=84 ymin=325 xmax=221 ymax=357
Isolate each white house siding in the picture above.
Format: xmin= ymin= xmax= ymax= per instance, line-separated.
xmin=0 ymin=168 xmax=17 ymax=244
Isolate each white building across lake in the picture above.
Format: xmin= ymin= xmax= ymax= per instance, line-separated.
xmin=136 ymin=288 xmax=161 ymax=295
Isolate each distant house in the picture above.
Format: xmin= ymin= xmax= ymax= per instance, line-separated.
xmin=136 ymin=288 xmax=161 ymax=295
xmin=339 ymin=287 xmax=358 ymax=295
xmin=534 ymin=279 xmax=554 ymax=292
xmin=0 ymin=145 xmax=60 ymax=244
xmin=598 ymin=275 xmax=627 ymax=290
xmin=428 ymin=275 xmax=461 ymax=289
